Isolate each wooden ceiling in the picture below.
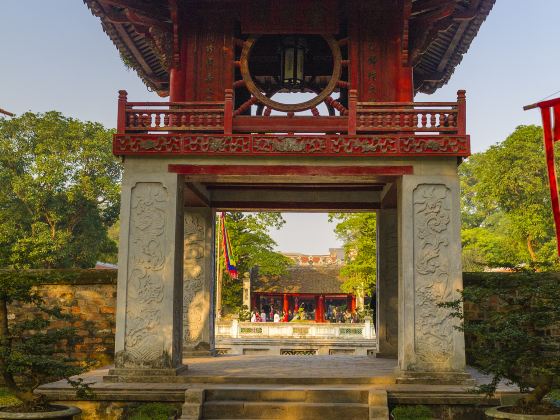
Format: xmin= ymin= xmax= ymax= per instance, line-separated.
xmin=83 ymin=0 xmax=496 ymax=96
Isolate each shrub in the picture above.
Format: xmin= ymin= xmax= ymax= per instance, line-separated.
xmin=391 ymin=405 xmax=433 ymax=419
xmin=127 ymin=403 xmax=178 ymax=420
xmin=0 ymin=271 xmax=92 ymax=411
xmin=443 ymin=271 xmax=560 ymax=412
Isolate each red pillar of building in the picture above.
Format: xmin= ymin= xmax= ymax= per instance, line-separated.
xmin=314 ymin=295 xmax=321 ymax=322
xmin=318 ymin=295 xmax=325 ymax=323
xmin=251 ymin=294 xmax=257 ymax=311
xmin=347 ymin=295 xmax=352 ymax=311
xmin=283 ymin=294 xmax=289 ymax=315
xmin=351 ymin=295 xmax=357 ymax=312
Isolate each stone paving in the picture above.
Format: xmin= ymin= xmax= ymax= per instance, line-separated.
xmin=185 ymin=355 xmax=397 ymax=378
xmin=38 ymin=355 xmax=518 ymax=394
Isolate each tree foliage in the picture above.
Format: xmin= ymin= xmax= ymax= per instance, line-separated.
xmin=443 ymin=271 xmax=560 ymax=411
xmin=329 ymin=213 xmax=377 ymax=298
xmin=0 ymin=112 xmax=121 ymax=269
xmin=219 ymin=212 xmax=292 ymax=312
xmin=460 ymin=125 xmax=558 ymax=269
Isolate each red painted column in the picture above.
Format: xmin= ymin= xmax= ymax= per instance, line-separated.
xmin=117 ymin=90 xmax=127 ymax=134
xmin=347 ymin=295 xmax=352 ymax=310
xmin=351 ymin=295 xmax=357 ymax=312
xmin=283 ymin=294 xmax=289 ymax=315
xmin=251 ymin=294 xmax=257 ymax=311
xmin=318 ymin=295 xmax=325 ymax=323
xmin=314 ymin=295 xmax=320 ymax=322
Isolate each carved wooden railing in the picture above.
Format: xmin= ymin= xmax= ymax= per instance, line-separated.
xmin=354 ymin=90 xmax=466 ymax=135
xmin=117 ymin=90 xmax=225 ymax=134
xmin=117 ymin=89 xmax=466 ymax=136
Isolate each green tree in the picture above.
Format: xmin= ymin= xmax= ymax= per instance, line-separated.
xmin=0 ymin=112 xmax=121 ymax=268
xmin=459 ymin=125 xmax=558 ymax=269
xmin=329 ymin=213 xmax=377 ymax=300
xmin=219 ymin=212 xmax=292 ymax=312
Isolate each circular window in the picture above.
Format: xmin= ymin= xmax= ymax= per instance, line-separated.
xmin=240 ymin=34 xmax=342 ymax=113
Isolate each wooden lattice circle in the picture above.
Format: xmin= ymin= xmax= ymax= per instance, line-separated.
xmin=240 ymin=35 xmax=342 ymax=113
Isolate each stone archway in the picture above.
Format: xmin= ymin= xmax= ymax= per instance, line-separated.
xmin=109 ymin=160 xmax=468 ymax=384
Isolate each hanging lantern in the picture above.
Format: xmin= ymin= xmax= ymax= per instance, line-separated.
xmin=279 ymin=36 xmax=307 ymax=90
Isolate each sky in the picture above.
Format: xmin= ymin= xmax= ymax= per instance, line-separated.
xmin=1 ymin=1 xmax=560 ymax=254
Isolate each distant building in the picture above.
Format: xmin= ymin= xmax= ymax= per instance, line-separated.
xmin=246 ymin=250 xmax=362 ymax=323
xmin=283 ymin=248 xmax=345 ymax=266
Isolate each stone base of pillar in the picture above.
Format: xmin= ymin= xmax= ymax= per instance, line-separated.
xmin=183 ymin=349 xmax=217 ymax=357
xmin=394 ymin=370 xmax=475 ymax=385
xmin=105 ymin=365 xmax=188 ymax=382
xmin=183 ymin=341 xmax=216 ymax=358
xmin=375 ymin=352 xmax=397 ymax=359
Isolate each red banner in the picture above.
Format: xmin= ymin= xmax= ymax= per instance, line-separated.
xmin=537 ymin=97 xmax=560 ymax=256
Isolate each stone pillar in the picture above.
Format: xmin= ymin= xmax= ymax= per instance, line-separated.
xmin=112 ymin=169 xmax=185 ymax=377
xmin=183 ymin=208 xmax=215 ymax=357
xmin=242 ymin=272 xmax=251 ymax=309
xmin=376 ymin=209 xmax=398 ymax=358
xmin=396 ymin=175 xmax=469 ymax=384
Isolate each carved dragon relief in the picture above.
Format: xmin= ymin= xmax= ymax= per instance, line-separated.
xmin=412 ymin=184 xmax=455 ymax=369
xmin=117 ymin=182 xmax=170 ymax=369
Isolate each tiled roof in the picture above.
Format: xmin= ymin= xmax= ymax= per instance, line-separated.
xmin=252 ymin=266 xmax=346 ymax=294
xmin=84 ymin=0 xmax=496 ymax=96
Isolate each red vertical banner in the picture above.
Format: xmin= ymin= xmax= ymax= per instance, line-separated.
xmin=538 ymin=99 xmax=560 ymax=256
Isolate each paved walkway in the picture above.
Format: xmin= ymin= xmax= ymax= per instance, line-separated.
xmin=185 ymin=355 xmax=397 ymax=378
xmin=38 ymin=355 xmax=519 ymax=396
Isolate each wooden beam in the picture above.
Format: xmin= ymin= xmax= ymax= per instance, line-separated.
xmin=93 ymin=1 xmax=157 ymax=76
xmin=212 ymin=201 xmax=381 ymax=211
xmin=185 ymin=182 xmax=211 ymax=207
xmin=168 ymin=164 xmax=413 ymax=177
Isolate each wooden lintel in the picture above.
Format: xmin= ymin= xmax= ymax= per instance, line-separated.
xmin=169 ymin=165 xmax=413 ymax=177
xmin=212 ymin=201 xmax=381 ymax=211
xmin=185 ymin=182 xmax=211 ymax=207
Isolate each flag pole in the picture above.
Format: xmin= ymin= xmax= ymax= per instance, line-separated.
xmin=216 ymin=213 xmax=223 ymax=319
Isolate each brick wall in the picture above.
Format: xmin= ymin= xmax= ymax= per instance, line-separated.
xmin=462 ymin=272 xmax=560 ymax=366
xmin=6 ymin=269 xmax=118 ymax=366
xmin=4 ymin=270 xmax=558 ymax=369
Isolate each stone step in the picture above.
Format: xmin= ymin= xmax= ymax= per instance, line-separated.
xmin=205 ymin=387 xmax=369 ymax=404
xmin=202 ymin=401 xmax=369 ymax=420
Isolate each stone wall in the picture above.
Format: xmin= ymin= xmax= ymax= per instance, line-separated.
xmin=5 ymin=269 xmax=118 ymax=366
xmin=3 ymin=270 xmax=559 ymax=369
xmin=462 ymin=272 xmax=560 ymax=365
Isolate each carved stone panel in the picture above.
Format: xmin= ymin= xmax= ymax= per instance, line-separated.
xmin=377 ymin=209 xmax=398 ymax=356
xmin=119 ymin=182 xmax=170 ymax=368
xmin=183 ymin=212 xmax=210 ymax=349
xmin=413 ymin=184 xmax=454 ymax=369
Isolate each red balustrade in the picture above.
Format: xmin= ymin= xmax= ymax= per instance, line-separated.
xmin=116 ymin=90 xmax=466 ymax=137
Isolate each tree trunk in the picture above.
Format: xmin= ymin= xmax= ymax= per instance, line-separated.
xmin=0 ymin=298 xmax=42 ymax=408
xmin=520 ymin=380 xmax=552 ymax=407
